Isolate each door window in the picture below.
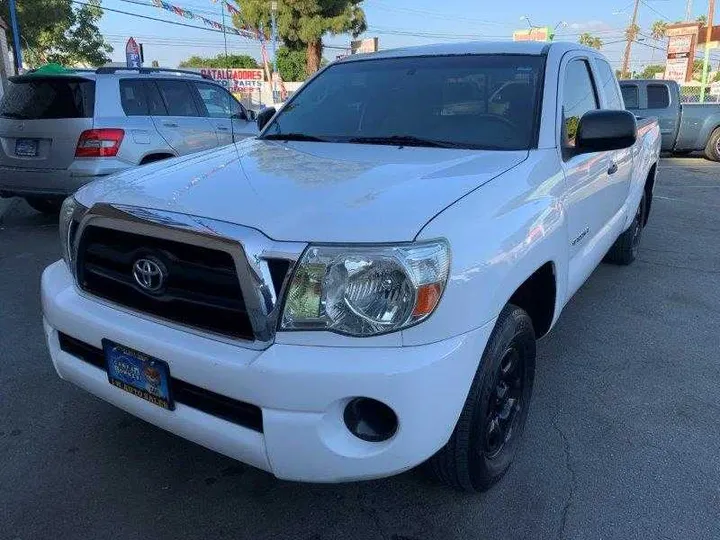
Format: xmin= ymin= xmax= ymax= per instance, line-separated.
xmin=119 ymin=80 xmax=148 ymax=116
xmin=145 ymin=81 xmax=168 ymax=115
xmin=621 ymin=85 xmax=639 ymax=109
xmin=647 ymin=84 xmax=670 ymax=108
xmin=193 ymin=82 xmax=246 ymax=119
xmin=595 ymin=60 xmax=624 ymax=110
xmin=562 ymin=59 xmax=599 ymax=147
xmin=155 ymin=80 xmax=199 ymax=116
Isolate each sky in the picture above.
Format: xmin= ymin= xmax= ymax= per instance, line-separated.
xmin=96 ymin=0 xmax=719 ymax=72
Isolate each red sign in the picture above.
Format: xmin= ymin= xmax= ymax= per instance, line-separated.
xmin=199 ymin=68 xmax=264 ymax=93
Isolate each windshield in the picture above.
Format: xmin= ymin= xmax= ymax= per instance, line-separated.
xmin=0 ymin=77 xmax=95 ymax=120
xmin=261 ymin=54 xmax=544 ymax=150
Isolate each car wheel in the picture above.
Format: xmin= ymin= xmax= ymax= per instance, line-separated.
xmin=429 ymin=304 xmax=536 ymax=492
xmin=704 ymin=128 xmax=720 ymax=162
xmin=24 ymin=196 xmax=63 ymax=214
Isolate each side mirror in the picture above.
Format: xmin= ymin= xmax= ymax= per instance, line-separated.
xmin=576 ymin=110 xmax=637 ymax=153
xmin=256 ymin=107 xmax=276 ymax=132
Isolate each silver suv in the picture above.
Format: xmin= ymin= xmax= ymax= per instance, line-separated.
xmin=0 ymin=67 xmax=258 ymax=213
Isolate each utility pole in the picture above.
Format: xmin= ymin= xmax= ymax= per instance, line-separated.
xmin=685 ymin=0 xmax=693 ymax=21
xmin=699 ymin=0 xmax=716 ymax=102
xmin=8 ymin=0 xmax=22 ymax=73
xmin=621 ymin=0 xmax=641 ymax=78
xmin=221 ymin=1 xmax=229 ymax=62
xmin=270 ymin=1 xmax=278 ymax=102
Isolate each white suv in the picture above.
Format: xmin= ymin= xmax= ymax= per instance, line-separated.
xmin=0 ymin=67 xmax=257 ymax=213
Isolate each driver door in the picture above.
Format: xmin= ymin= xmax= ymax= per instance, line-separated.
xmin=558 ymin=56 xmax=615 ymax=295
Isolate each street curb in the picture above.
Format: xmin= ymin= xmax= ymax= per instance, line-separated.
xmin=0 ymin=197 xmax=21 ymax=224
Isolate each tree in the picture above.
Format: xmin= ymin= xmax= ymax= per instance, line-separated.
xmin=625 ymin=23 xmax=640 ymax=43
xmin=578 ymin=33 xmax=603 ymax=49
xmin=232 ymin=0 xmax=366 ymax=74
xmin=692 ymin=59 xmax=706 ymax=80
xmin=275 ymin=46 xmax=306 ymax=80
xmin=0 ymin=0 xmax=112 ymax=67
xmin=179 ymin=53 xmax=259 ymax=69
xmin=640 ymin=64 xmax=665 ymax=79
xmin=650 ymin=20 xmax=668 ymax=41
xmin=697 ymin=14 xmax=707 ymax=25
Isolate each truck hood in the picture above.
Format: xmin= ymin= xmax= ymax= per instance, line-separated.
xmin=76 ymin=139 xmax=527 ymax=242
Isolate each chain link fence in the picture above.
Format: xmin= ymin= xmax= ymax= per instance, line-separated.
xmin=679 ymin=85 xmax=720 ymax=104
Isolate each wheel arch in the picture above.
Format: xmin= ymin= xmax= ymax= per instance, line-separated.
xmin=507 ymin=261 xmax=557 ymax=338
xmin=643 ymin=162 xmax=658 ymax=226
xmin=139 ymin=152 xmax=176 ymax=165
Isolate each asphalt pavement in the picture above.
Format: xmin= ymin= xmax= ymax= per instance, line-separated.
xmin=1 ymin=158 xmax=719 ymax=540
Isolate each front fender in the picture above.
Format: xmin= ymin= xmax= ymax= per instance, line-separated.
xmin=404 ymin=150 xmax=568 ymax=346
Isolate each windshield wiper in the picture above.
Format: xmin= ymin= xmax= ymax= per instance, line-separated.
xmin=347 ymin=135 xmax=468 ymax=149
xmin=262 ymin=133 xmax=330 ymax=142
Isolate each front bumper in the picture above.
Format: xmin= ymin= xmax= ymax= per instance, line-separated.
xmin=0 ymin=159 xmax=131 ymax=197
xmin=41 ymin=260 xmax=494 ymax=482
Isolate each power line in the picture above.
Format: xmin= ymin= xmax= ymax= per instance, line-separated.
xmin=95 ymin=1 xmax=350 ymax=50
xmin=72 ymin=0 xmax=248 ymax=36
xmin=119 ymin=0 xmax=219 ymax=16
xmin=640 ymin=0 xmax=673 ymax=22
xmin=366 ymin=0 xmax=514 ymax=27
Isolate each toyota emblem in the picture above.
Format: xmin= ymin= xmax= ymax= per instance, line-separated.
xmin=132 ymin=257 xmax=167 ymax=293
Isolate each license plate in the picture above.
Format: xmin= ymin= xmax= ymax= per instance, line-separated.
xmin=15 ymin=138 xmax=38 ymax=157
xmin=103 ymin=340 xmax=174 ymax=410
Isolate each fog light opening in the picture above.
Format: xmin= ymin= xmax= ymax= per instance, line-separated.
xmin=343 ymin=398 xmax=398 ymax=442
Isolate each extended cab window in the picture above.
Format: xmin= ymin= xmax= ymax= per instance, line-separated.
xmin=647 ymin=84 xmax=670 ymax=108
xmin=261 ymin=54 xmax=544 ymax=150
xmin=621 ymin=85 xmax=639 ymax=109
xmin=562 ymin=60 xmax=598 ymax=147
xmin=596 ymin=60 xmax=623 ymax=110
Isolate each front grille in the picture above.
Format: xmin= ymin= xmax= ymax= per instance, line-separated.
xmin=58 ymin=333 xmax=264 ymax=432
xmin=76 ymin=226 xmax=254 ymax=340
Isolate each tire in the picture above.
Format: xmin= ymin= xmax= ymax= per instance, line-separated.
xmin=604 ymin=193 xmax=646 ymax=266
xmin=428 ymin=304 xmax=536 ymax=492
xmin=24 ymin=196 xmax=63 ymax=214
xmin=704 ymin=128 xmax=720 ymax=162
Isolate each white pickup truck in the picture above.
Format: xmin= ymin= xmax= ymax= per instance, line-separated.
xmin=42 ymin=42 xmax=660 ymax=492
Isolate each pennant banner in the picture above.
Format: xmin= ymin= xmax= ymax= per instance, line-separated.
xmin=150 ymin=0 xmax=259 ymax=39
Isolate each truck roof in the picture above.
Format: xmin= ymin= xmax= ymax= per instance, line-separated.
xmin=338 ymin=41 xmax=595 ymax=62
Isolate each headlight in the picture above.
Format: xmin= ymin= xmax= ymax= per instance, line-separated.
xmin=281 ymin=241 xmax=450 ymax=336
xmin=59 ymin=196 xmax=87 ymax=269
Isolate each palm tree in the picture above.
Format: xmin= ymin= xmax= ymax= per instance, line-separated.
xmin=649 ymin=21 xmax=668 ymax=62
xmin=578 ymin=32 xmax=603 ymax=49
xmin=625 ymin=23 xmax=641 ymax=43
xmin=650 ymin=20 xmax=668 ymax=41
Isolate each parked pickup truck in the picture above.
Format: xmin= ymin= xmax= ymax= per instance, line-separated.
xmin=620 ymin=79 xmax=720 ymax=161
xmin=42 ymin=42 xmax=660 ymax=492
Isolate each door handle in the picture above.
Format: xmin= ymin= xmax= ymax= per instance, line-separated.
xmin=216 ymin=126 xmax=230 ymax=131
xmin=608 ymin=162 xmax=618 ymax=175
xmin=162 ymin=122 xmax=179 ymax=128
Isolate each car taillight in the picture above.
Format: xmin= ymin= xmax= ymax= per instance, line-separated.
xmin=75 ymin=129 xmax=125 ymax=158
